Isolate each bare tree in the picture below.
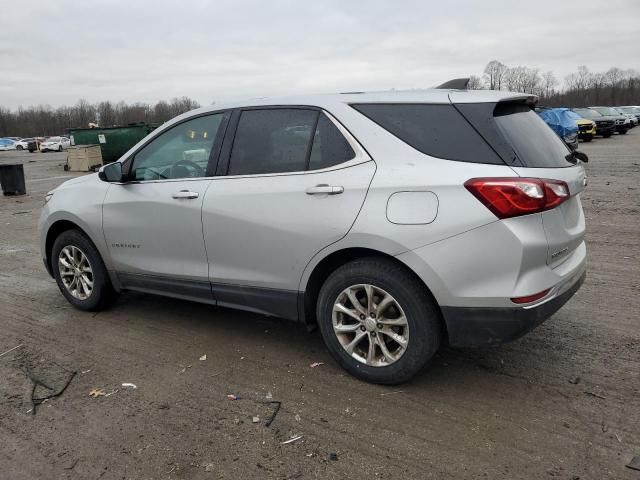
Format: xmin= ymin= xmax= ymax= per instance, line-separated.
xmin=467 ymin=75 xmax=484 ymax=90
xmin=541 ymin=71 xmax=557 ymax=98
xmin=483 ymin=60 xmax=507 ymax=90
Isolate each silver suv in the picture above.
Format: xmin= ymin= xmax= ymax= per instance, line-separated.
xmin=39 ymin=87 xmax=587 ymax=384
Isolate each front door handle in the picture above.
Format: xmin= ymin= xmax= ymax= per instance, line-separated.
xmin=172 ymin=190 xmax=199 ymax=199
xmin=306 ymin=184 xmax=344 ymax=195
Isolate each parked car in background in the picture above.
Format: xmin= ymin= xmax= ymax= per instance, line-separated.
xmin=0 ymin=138 xmax=17 ymax=151
xmin=536 ymin=107 xmax=580 ymax=148
xmin=617 ymin=106 xmax=640 ymax=122
xmin=572 ymin=108 xmax=615 ymax=138
xmin=613 ymin=107 xmax=637 ymax=127
xmin=40 ymin=136 xmax=71 ymax=152
xmin=590 ymin=106 xmax=630 ymax=134
xmin=40 ymin=88 xmax=587 ymax=384
xmin=14 ymin=138 xmax=34 ymax=151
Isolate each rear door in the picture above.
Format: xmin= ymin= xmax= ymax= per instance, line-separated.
xmin=201 ymin=107 xmax=375 ymax=319
xmin=455 ymin=98 xmax=587 ymax=268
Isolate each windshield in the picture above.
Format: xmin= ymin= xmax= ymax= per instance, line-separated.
xmin=573 ymin=108 xmax=601 ymax=119
xmin=592 ymin=107 xmax=619 ymax=116
xmin=46 ymin=137 xmax=61 ymax=142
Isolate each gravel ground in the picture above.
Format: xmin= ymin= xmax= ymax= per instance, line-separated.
xmin=0 ymin=132 xmax=638 ymax=480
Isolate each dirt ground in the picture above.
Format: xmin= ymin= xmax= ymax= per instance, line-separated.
xmin=0 ymin=131 xmax=639 ymax=480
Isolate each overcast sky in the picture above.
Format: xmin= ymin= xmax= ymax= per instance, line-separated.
xmin=1 ymin=0 xmax=639 ymax=109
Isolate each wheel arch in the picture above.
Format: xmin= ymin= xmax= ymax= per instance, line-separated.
xmin=299 ymin=247 xmax=446 ymax=339
xmin=44 ymin=218 xmax=113 ymax=288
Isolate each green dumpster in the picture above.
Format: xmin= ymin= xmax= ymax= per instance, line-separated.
xmin=68 ymin=123 xmax=158 ymax=164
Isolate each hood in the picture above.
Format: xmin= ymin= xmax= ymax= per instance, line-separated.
xmin=55 ymin=172 xmax=100 ymax=190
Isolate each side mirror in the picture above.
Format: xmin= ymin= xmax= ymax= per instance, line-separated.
xmin=98 ymin=162 xmax=124 ymax=182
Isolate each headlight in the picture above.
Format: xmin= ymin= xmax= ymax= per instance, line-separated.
xmin=44 ymin=192 xmax=54 ymax=204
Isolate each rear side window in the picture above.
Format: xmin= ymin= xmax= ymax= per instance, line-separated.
xmin=492 ymin=103 xmax=572 ymax=168
xmin=351 ymin=103 xmax=502 ymax=164
xmin=228 ymin=109 xmax=317 ymax=175
xmin=227 ymin=109 xmax=355 ymax=175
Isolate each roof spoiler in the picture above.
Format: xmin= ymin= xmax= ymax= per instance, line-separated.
xmin=436 ymin=78 xmax=470 ymax=90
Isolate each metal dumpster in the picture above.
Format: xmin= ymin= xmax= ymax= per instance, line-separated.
xmin=68 ymin=123 xmax=158 ymax=164
xmin=0 ymin=164 xmax=26 ymax=196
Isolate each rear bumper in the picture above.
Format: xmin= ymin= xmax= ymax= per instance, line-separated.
xmin=441 ymin=270 xmax=586 ymax=348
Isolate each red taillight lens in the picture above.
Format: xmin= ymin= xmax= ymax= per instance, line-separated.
xmin=464 ymin=177 xmax=570 ymax=219
xmin=511 ymin=288 xmax=551 ymax=304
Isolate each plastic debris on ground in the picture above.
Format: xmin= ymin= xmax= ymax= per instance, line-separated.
xmin=89 ymin=388 xmax=106 ymax=398
xmin=281 ymin=434 xmax=303 ymax=444
xmin=252 ymin=416 xmax=260 ymax=423
xmin=309 ymin=362 xmax=324 ymax=368
xmin=121 ymin=383 xmax=137 ymax=389
xmin=227 ymin=394 xmax=240 ymax=400
xmin=199 ymin=354 xmax=207 ymax=361
xmin=265 ymin=391 xmax=273 ymax=400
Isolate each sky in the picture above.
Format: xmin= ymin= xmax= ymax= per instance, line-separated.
xmin=1 ymin=0 xmax=639 ymax=110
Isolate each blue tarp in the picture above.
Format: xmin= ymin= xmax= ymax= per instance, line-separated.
xmin=537 ymin=108 xmax=580 ymax=138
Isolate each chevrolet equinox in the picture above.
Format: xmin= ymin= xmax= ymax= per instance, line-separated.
xmin=39 ymin=86 xmax=587 ymax=384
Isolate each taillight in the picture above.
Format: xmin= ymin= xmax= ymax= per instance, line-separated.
xmin=464 ymin=177 xmax=570 ymax=219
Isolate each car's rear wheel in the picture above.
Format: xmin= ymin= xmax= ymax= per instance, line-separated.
xmin=16 ymin=145 xmax=23 ymax=151
xmin=52 ymin=229 xmax=115 ymax=311
xmin=58 ymin=145 xmax=63 ymax=151
xmin=316 ymin=257 xmax=441 ymax=384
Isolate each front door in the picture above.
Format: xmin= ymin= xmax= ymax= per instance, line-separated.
xmin=102 ymin=112 xmax=227 ymax=300
xmin=202 ymin=108 xmax=375 ymax=318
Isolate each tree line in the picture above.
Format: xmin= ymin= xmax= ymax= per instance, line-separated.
xmin=472 ymin=61 xmax=640 ymax=106
xmin=2 ymin=63 xmax=640 ymax=137
xmin=0 ymin=97 xmax=200 ymax=137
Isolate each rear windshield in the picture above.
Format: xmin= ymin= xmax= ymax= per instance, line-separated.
xmin=492 ymin=103 xmax=572 ymax=168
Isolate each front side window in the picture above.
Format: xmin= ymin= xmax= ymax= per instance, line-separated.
xmin=132 ymin=113 xmax=223 ymax=180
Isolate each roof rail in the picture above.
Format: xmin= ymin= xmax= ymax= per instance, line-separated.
xmin=435 ymin=78 xmax=470 ymax=90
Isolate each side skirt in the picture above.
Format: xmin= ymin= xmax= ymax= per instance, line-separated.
xmin=117 ymin=272 xmax=300 ymax=321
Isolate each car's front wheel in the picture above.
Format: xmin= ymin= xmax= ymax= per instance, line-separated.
xmin=316 ymin=258 xmax=441 ymax=384
xmin=52 ymin=229 xmax=115 ymax=311
xmin=16 ymin=145 xmax=23 ymax=151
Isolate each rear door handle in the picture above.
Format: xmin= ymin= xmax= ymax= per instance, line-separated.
xmin=172 ymin=190 xmax=199 ymax=199
xmin=306 ymin=184 xmax=344 ymax=195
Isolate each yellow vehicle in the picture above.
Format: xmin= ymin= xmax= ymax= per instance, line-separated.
xmin=576 ymin=118 xmax=596 ymax=142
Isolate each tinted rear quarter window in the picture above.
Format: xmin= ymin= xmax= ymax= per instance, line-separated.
xmin=351 ymin=103 xmax=502 ymax=164
xmin=309 ymin=114 xmax=355 ymax=170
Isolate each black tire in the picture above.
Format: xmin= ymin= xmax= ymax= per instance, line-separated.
xmin=16 ymin=145 xmax=23 ymax=151
xmin=58 ymin=145 xmax=63 ymax=151
xmin=619 ymin=130 xmax=627 ymax=135
xmin=51 ymin=229 xmax=115 ymax=311
xmin=583 ymin=136 xmax=592 ymax=142
xmin=316 ymin=257 xmax=442 ymax=384
xmin=603 ymin=133 xmax=612 ymax=138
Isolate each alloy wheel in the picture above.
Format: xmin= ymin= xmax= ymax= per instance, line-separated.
xmin=58 ymin=245 xmax=94 ymax=300
xmin=332 ymin=284 xmax=409 ymax=367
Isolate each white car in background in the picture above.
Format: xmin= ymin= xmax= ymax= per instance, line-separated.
xmin=14 ymin=138 xmax=34 ymax=151
xmin=40 ymin=136 xmax=71 ymax=152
